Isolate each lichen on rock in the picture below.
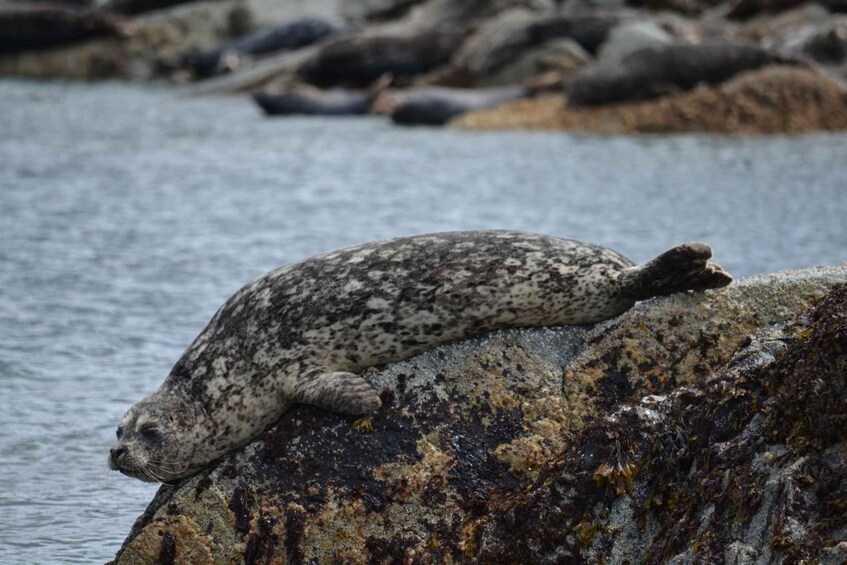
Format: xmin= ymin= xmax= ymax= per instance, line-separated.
xmin=110 ymin=264 xmax=847 ymax=564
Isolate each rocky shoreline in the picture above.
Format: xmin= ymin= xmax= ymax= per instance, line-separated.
xmin=2 ymin=0 xmax=847 ymax=133
xmin=108 ymin=263 xmax=847 ymax=563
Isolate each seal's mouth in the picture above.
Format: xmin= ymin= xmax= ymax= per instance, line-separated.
xmin=117 ymin=466 xmax=162 ymax=483
xmin=108 ymin=454 xmax=162 ymax=483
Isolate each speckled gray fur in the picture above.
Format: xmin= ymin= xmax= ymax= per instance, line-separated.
xmin=109 ymin=230 xmax=731 ymax=482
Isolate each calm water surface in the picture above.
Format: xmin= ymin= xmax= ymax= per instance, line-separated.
xmin=0 ymin=79 xmax=845 ymax=563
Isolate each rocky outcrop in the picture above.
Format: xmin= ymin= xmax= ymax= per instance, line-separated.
xmin=477 ymin=275 xmax=847 ymax=563
xmin=110 ymin=264 xmax=847 ymax=563
xmin=0 ymin=0 xmax=247 ymax=80
xmin=455 ymin=66 xmax=847 ymax=133
xmin=0 ymin=4 xmax=128 ymax=53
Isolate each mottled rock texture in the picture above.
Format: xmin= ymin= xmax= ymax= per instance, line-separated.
xmin=0 ymin=0 xmax=246 ymax=80
xmin=455 ymin=66 xmax=847 ymax=133
xmin=110 ymin=264 xmax=847 ymax=564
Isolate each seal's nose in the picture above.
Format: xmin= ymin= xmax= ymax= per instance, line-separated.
xmin=110 ymin=446 xmax=126 ymax=463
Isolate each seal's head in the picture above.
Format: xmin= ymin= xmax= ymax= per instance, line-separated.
xmin=108 ymin=392 xmax=204 ymax=483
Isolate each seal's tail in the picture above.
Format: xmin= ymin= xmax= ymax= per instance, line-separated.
xmin=619 ymin=242 xmax=732 ymax=301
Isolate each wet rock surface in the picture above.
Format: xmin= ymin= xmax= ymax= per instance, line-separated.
xmin=110 ymin=264 xmax=847 ymax=563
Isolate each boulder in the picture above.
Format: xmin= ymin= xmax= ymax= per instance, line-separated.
xmin=766 ymin=15 xmax=847 ymax=65
xmin=109 ymin=264 xmax=847 ymax=563
xmin=481 ymin=38 xmax=593 ymax=86
xmin=244 ymin=0 xmax=342 ymax=29
xmin=477 ymin=276 xmax=847 ymax=563
xmin=0 ymin=0 xmax=247 ymax=79
xmin=735 ymin=2 xmax=832 ymax=41
xmin=451 ymin=10 xmax=621 ymax=83
xmin=384 ymin=0 xmax=557 ymax=36
xmin=596 ymin=19 xmax=674 ymax=65
xmin=455 ymin=66 xmax=847 ymax=134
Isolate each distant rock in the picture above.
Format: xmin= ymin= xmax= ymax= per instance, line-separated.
xmin=451 ymin=10 xmax=621 ymax=84
xmin=596 ymin=19 xmax=674 ymax=65
xmin=766 ymin=14 xmax=847 ymax=65
xmin=481 ymin=38 xmax=593 ymax=86
xmin=0 ymin=0 xmax=247 ymax=79
xmin=455 ymin=66 xmax=847 ymax=133
xmin=339 ymin=0 xmax=427 ymax=23
xmin=736 ymin=2 xmax=831 ymax=41
xmin=109 ymin=264 xmax=847 ymax=563
xmin=297 ymin=28 xmax=466 ymax=87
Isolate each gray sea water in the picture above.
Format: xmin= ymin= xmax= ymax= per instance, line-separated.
xmin=0 ymin=78 xmax=845 ymax=563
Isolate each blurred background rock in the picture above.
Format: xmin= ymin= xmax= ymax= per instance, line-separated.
xmin=2 ymin=0 xmax=846 ymax=131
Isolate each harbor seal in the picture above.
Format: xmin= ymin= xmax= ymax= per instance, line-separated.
xmin=108 ymin=230 xmax=731 ymax=483
xmin=386 ymin=86 xmax=527 ymax=126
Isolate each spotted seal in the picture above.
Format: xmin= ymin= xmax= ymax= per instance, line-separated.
xmin=108 ymin=230 xmax=731 ymax=483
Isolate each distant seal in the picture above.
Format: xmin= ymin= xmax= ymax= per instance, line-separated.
xmin=386 ymin=86 xmax=526 ymax=126
xmin=567 ymin=41 xmax=780 ymax=107
xmin=175 ymin=18 xmax=341 ymax=79
xmin=109 ymin=231 xmax=731 ymax=483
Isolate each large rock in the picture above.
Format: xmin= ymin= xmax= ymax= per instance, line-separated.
xmin=0 ymin=0 xmax=246 ymax=79
xmin=735 ymin=2 xmax=832 ymax=41
xmin=110 ymin=264 xmax=847 ymax=563
xmin=383 ymin=0 xmax=557 ymax=36
xmin=453 ymin=10 xmax=621 ymax=80
xmin=477 ymin=275 xmax=847 ymax=563
xmin=478 ymin=38 xmax=592 ymax=86
xmin=766 ymin=14 xmax=847 ymax=65
xmin=456 ymin=65 xmax=847 ymax=133
xmin=596 ymin=19 xmax=674 ymax=65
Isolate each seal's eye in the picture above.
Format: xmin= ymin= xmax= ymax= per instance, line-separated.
xmin=138 ymin=424 xmax=161 ymax=441
xmin=116 ymin=427 xmax=123 ymax=439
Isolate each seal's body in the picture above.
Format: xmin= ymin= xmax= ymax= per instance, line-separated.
xmin=109 ymin=231 xmax=731 ymax=483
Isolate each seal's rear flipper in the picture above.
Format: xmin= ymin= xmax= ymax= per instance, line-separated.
xmin=288 ymin=370 xmax=382 ymax=415
xmin=620 ymin=242 xmax=732 ymax=301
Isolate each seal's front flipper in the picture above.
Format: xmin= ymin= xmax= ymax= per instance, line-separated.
xmin=620 ymin=242 xmax=732 ymax=301
xmin=288 ymin=370 xmax=382 ymax=415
